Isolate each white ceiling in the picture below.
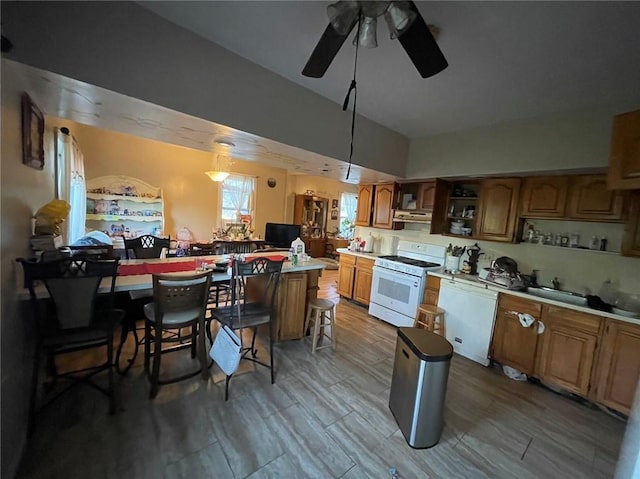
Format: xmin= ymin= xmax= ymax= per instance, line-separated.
xmin=140 ymin=1 xmax=640 ymax=138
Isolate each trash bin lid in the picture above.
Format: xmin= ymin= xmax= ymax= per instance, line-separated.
xmin=398 ymin=327 xmax=453 ymax=362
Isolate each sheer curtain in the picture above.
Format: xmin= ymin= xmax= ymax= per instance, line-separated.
xmin=56 ymin=129 xmax=86 ymax=244
xmin=340 ymin=192 xmax=357 ymax=238
xmin=221 ymin=174 xmax=255 ymax=223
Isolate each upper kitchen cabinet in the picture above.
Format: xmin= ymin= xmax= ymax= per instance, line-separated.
xmin=372 ymin=183 xmax=401 ymax=229
xmin=566 ymin=175 xmax=626 ymax=221
xmin=622 ymin=190 xmax=640 ymax=256
xmin=398 ymin=181 xmax=436 ymax=211
xmin=355 ymin=184 xmax=374 ymax=226
xmin=476 ymin=178 xmax=521 ymax=242
xmin=608 ymin=109 xmax=640 ymax=190
xmin=520 ymin=176 xmax=569 ymax=218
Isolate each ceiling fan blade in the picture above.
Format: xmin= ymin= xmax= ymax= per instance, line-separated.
xmin=398 ymin=1 xmax=448 ymax=78
xmin=302 ymin=21 xmax=357 ymax=78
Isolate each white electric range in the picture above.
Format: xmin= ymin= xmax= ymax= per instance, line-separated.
xmin=368 ymin=241 xmax=446 ymax=327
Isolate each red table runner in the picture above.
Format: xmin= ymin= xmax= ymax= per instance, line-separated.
xmin=118 ymin=255 xmax=286 ymax=277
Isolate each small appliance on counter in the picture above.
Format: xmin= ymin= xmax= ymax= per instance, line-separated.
xmin=477 ymin=256 xmax=527 ymax=290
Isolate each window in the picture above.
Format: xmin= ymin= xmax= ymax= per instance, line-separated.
xmin=220 ymin=174 xmax=256 ymax=225
xmin=339 ymin=192 xmax=357 ymax=239
xmin=55 ymin=129 xmax=86 ymax=243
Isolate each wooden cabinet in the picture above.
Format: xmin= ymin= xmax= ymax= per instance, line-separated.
xmin=303 ymin=238 xmax=326 ymax=258
xmin=608 ymin=109 xmax=640 ymax=190
xmin=275 ymin=272 xmax=308 ymax=341
xmin=476 ymin=178 xmax=521 ymax=242
xmin=594 ymin=320 xmax=640 ymax=415
xmin=355 ymin=185 xmax=374 ymax=226
xmin=520 ymin=176 xmax=569 ymax=218
xmin=423 ymin=275 xmax=441 ymax=306
xmin=491 ymin=295 xmax=542 ymax=375
xmin=417 ymin=182 xmax=437 ymax=211
xmin=337 ymin=254 xmax=356 ymax=298
xmin=566 ymin=175 xmax=626 ymax=221
xmin=372 ymin=183 xmax=399 ymax=229
xmin=622 ymin=190 xmax=640 ymax=257
xmin=353 ymin=257 xmax=375 ymax=305
xmin=536 ymin=305 xmax=602 ymax=396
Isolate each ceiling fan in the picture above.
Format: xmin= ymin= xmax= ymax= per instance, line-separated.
xmin=302 ymin=1 xmax=448 ymax=79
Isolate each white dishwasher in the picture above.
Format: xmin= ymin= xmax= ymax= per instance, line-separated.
xmin=437 ymin=280 xmax=498 ymax=366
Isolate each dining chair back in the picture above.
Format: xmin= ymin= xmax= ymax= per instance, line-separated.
xmin=124 ymin=235 xmax=170 ymax=259
xmin=19 ymin=257 xmax=123 ymax=435
xmin=143 ymin=271 xmax=212 ymax=398
xmin=208 ymin=257 xmax=283 ymax=400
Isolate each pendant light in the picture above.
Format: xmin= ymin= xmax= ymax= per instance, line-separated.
xmin=205 ymin=154 xmax=230 ymax=182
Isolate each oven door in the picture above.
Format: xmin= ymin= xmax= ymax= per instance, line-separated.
xmin=369 ymin=265 xmax=424 ymax=319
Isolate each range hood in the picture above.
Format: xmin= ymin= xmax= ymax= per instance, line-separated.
xmin=393 ymin=210 xmax=433 ymax=224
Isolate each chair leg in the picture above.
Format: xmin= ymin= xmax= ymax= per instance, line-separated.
xmin=149 ymin=325 xmax=162 ymax=399
xmin=303 ymin=305 xmax=313 ymax=338
xmin=329 ymin=306 xmax=337 ymax=350
xmin=144 ymin=321 xmax=151 ymax=374
xmin=205 ymin=319 xmax=213 ymax=346
xmin=225 ymin=374 xmax=231 ymax=401
xmin=269 ymin=318 xmax=275 ymax=384
xmin=190 ymin=325 xmax=197 ymax=359
xmin=251 ymin=328 xmax=258 ymax=358
xmin=27 ymin=340 xmax=41 ymax=437
xmin=107 ymin=334 xmax=116 ymax=414
xmin=311 ymin=310 xmax=321 ymax=354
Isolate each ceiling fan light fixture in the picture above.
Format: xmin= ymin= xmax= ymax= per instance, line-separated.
xmin=327 ymin=1 xmax=360 ymax=35
xmin=384 ymin=1 xmax=416 ymax=39
xmin=205 ymin=170 xmax=230 ymax=182
xmin=354 ymin=16 xmax=378 ymax=48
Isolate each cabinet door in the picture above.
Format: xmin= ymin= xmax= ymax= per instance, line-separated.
xmin=595 ymin=320 xmax=640 ymax=415
xmin=304 ymin=239 xmax=326 ymax=258
xmin=417 ymin=181 xmax=436 ymax=211
xmin=355 ymin=185 xmax=374 ymax=226
xmin=353 ymin=267 xmax=373 ymax=305
xmin=622 ymin=191 xmax=640 ymax=257
xmin=566 ymin=175 xmax=626 ymax=221
xmin=520 ymin=176 xmax=568 ymax=218
xmin=608 ymin=109 xmax=640 ymax=190
xmin=372 ymin=183 xmax=398 ymax=229
xmin=476 ymin=178 xmax=521 ymax=242
xmin=337 ymin=255 xmax=356 ymax=298
xmin=537 ymin=307 xmax=601 ymax=396
xmin=275 ymin=273 xmax=308 ymax=340
xmin=491 ymin=309 xmax=539 ymax=375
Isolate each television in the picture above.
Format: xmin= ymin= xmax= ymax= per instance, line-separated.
xmin=264 ymin=223 xmax=301 ymax=249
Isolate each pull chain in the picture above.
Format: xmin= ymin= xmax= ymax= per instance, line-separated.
xmin=343 ymin=13 xmax=361 ymax=181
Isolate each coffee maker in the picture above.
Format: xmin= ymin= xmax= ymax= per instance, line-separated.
xmin=466 ymin=243 xmax=483 ymax=275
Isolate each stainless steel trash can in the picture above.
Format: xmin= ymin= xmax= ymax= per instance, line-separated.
xmin=389 ymin=327 xmax=453 ymax=448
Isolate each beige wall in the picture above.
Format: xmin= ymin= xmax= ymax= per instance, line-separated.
xmin=54 ymin=120 xmax=290 ymax=241
xmin=285 ymin=175 xmax=359 ymax=234
xmin=1 ymin=69 xmax=57 ymax=478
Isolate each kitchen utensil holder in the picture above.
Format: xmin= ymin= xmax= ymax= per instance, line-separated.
xmin=444 ymin=255 xmax=461 ymax=273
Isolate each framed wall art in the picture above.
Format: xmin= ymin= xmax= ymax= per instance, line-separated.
xmin=22 ymin=93 xmax=45 ymax=170
xmin=332 ymin=199 xmax=339 ymax=208
xmin=331 ymin=209 xmax=338 ymax=220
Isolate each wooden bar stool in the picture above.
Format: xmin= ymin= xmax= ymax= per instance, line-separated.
xmin=303 ymin=298 xmax=337 ymax=354
xmin=414 ymin=304 xmax=446 ymax=336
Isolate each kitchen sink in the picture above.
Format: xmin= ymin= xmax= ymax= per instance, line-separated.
xmin=526 ymin=286 xmax=588 ymax=307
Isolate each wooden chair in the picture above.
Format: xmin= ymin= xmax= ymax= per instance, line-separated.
xmin=124 ymin=235 xmax=170 ymax=259
xmin=207 ymin=257 xmax=283 ymax=400
xmin=19 ymin=257 xmax=124 ymax=435
xmin=143 ymin=271 xmax=212 ymax=398
xmin=414 ymin=304 xmax=446 ymax=336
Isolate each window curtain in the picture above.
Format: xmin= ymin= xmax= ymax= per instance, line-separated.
xmin=342 ymin=193 xmax=357 ymax=222
xmin=223 ymin=174 xmax=254 ymax=222
xmin=56 ymin=129 xmax=86 ymax=244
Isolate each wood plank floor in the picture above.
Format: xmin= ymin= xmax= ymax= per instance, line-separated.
xmin=17 ymin=270 xmax=626 ymax=479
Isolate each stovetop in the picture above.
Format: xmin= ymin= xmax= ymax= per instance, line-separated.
xmin=377 ymin=255 xmax=441 ymax=269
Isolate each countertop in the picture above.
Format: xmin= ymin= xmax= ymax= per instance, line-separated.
xmin=428 ymin=269 xmax=640 ymax=326
xmin=336 ymin=248 xmax=382 ymax=259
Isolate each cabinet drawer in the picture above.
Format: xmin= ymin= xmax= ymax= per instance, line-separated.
xmin=426 ymin=275 xmax=441 ymax=290
xmin=498 ymin=294 xmax=542 ymax=317
xmin=356 ymin=257 xmax=375 ymax=270
xmin=339 ymin=254 xmax=357 ymax=266
xmin=543 ymin=305 xmax=602 ymax=334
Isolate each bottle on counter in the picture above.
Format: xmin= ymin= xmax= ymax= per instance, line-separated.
xmin=600 ymin=236 xmax=608 ymax=251
xmin=291 ymin=237 xmax=305 ymax=256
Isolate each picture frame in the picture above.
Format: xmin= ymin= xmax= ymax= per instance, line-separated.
xmin=331 ymin=209 xmax=338 ymax=220
xmin=332 ymin=199 xmax=339 ymax=208
xmin=21 ymin=93 xmax=45 ymax=170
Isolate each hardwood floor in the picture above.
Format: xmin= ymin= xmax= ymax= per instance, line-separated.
xmin=17 ymin=270 xmax=625 ymax=478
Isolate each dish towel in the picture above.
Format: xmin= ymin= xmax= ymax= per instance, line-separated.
xmin=518 ymin=313 xmax=535 ymax=328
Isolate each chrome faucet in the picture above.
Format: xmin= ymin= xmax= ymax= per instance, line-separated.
xmin=552 ymin=277 xmax=561 ymax=290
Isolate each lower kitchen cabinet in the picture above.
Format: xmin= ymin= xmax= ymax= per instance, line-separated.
xmin=536 ymin=305 xmax=602 ymax=397
xmin=594 ymin=320 xmax=640 ymax=415
xmin=275 ymin=272 xmax=308 ymax=340
xmin=337 ymin=254 xmax=356 ymax=298
xmin=353 ymin=257 xmax=374 ymax=305
xmin=491 ymin=295 xmax=542 ymax=375
xmin=423 ymin=275 xmax=441 ymax=306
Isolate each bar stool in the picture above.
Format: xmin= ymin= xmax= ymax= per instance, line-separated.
xmin=303 ymin=298 xmax=337 ymax=353
xmin=414 ymin=304 xmax=446 ymax=336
